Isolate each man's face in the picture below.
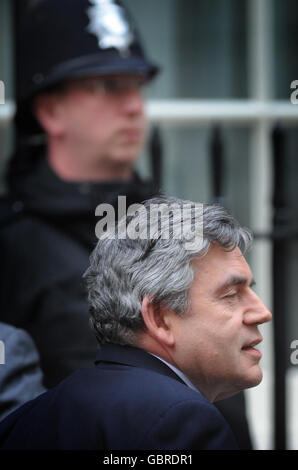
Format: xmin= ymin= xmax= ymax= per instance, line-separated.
xmin=170 ymin=244 xmax=272 ymax=402
xmin=47 ymin=74 xmax=147 ymax=169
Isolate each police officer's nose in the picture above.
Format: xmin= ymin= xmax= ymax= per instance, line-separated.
xmin=122 ymin=88 xmax=144 ymax=115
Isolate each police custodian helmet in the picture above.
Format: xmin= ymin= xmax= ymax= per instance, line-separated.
xmin=16 ymin=0 xmax=159 ymax=134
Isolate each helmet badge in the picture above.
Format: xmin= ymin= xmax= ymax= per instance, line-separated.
xmin=86 ymin=0 xmax=134 ymax=56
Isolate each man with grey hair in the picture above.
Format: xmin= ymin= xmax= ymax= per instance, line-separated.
xmin=0 ymin=196 xmax=271 ymax=450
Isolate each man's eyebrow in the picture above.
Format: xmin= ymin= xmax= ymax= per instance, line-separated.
xmin=215 ymin=275 xmax=256 ymax=294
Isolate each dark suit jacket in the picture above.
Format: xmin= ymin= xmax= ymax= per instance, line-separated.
xmin=0 ymin=344 xmax=238 ymax=450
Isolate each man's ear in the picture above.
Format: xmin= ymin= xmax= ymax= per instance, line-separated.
xmin=33 ymin=93 xmax=65 ymax=137
xmin=141 ymin=296 xmax=175 ymax=348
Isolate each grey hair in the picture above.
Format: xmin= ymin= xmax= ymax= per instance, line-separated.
xmin=84 ymin=196 xmax=252 ymax=346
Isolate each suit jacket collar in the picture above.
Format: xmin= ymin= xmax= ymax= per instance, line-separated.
xmin=95 ymin=344 xmax=186 ymax=387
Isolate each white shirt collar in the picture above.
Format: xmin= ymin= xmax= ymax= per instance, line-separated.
xmin=149 ymin=352 xmax=199 ymax=393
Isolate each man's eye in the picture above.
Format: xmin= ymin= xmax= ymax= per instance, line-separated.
xmin=103 ymin=79 xmax=145 ymax=94
xmin=103 ymin=81 xmax=119 ymax=92
xmin=224 ymin=291 xmax=239 ymax=299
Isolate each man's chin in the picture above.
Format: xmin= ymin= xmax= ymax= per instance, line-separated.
xmin=242 ymin=365 xmax=263 ymax=389
xmin=110 ymin=147 xmax=142 ymax=166
xmin=214 ymin=367 xmax=263 ymax=402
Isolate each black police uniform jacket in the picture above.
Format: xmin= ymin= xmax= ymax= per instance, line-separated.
xmin=0 ymin=146 xmax=158 ymax=389
xmin=0 ymin=344 xmax=238 ymax=450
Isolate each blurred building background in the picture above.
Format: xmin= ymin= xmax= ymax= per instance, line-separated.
xmin=1 ymin=0 xmax=298 ymax=450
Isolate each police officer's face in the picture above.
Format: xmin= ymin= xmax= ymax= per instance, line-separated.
xmin=41 ymin=74 xmax=147 ymax=170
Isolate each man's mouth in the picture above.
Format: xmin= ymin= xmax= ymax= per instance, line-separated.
xmin=241 ymin=338 xmax=263 ymax=358
xmin=120 ymin=128 xmax=143 ymax=140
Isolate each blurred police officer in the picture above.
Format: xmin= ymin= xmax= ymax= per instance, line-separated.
xmin=0 ymin=0 xmax=159 ymax=388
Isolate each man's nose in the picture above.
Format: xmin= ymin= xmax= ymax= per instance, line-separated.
xmin=243 ymin=291 xmax=272 ymax=325
xmin=121 ymin=88 xmax=144 ymax=115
